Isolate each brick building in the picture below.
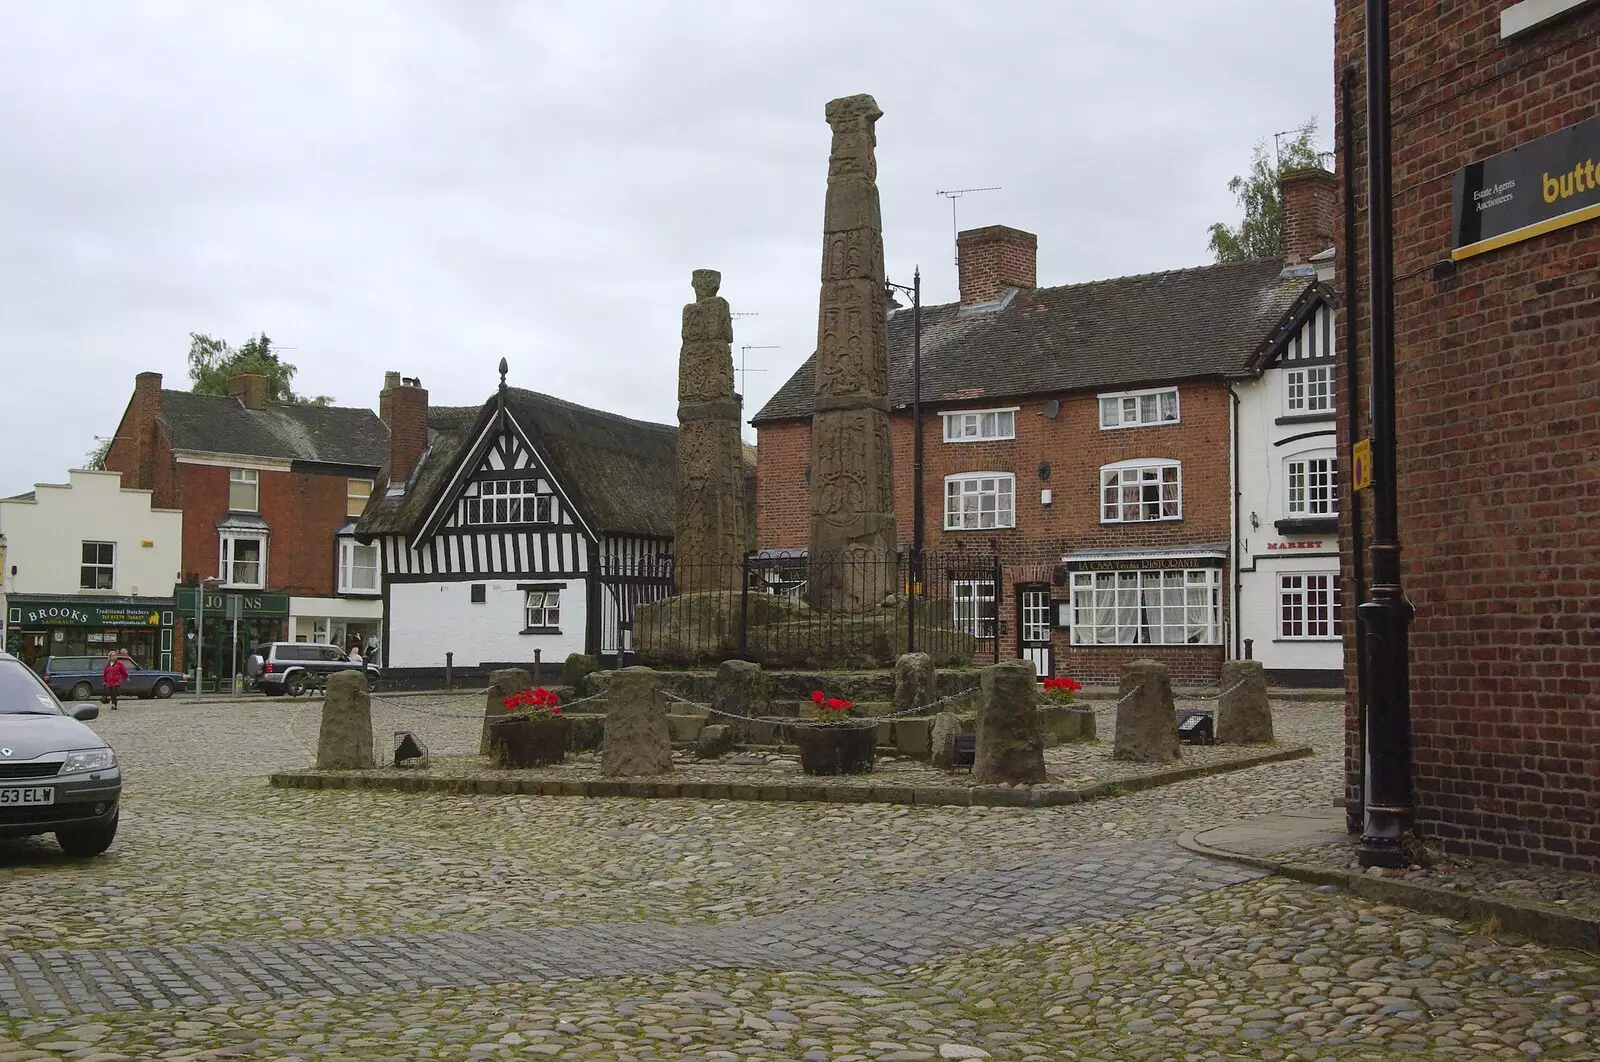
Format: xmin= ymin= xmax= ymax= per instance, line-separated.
xmin=103 ymin=371 xmax=427 ymax=685
xmin=753 ymin=225 xmax=1334 ymax=685
xmin=1336 ymin=0 xmax=1600 ymax=869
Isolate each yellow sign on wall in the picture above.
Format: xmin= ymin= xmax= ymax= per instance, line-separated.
xmin=1352 ymin=438 xmax=1373 ymax=492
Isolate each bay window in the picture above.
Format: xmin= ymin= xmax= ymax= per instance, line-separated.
xmin=1070 ymin=568 xmax=1221 ymax=645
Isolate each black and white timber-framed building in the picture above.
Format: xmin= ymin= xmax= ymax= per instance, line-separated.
xmin=356 ymin=377 xmax=680 ymax=679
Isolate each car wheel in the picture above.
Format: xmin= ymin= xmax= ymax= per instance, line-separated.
xmin=56 ymin=811 xmax=118 ymax=858
xmin=285 ymin=672 xmax=307 ymax=697
xmin=152 ymin=680 xmax=174 ymax=699
xmin=71 ymin=682 xmax=94 ymax=701
xmin=364 ymin=673 xmax=378 ymax=693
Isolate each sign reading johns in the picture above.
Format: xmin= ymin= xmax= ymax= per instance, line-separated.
xmin=1452 ymin=114 xmax=1600 ymax=261
xmin=172 ymin=588 xmax=290 ymax=617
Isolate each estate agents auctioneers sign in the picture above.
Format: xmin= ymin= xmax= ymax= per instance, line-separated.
xmin=1452 ymin=114 xmax=1600 ymax=261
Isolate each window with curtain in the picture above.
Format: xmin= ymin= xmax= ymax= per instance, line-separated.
xmin=1069 ymin=568 xmax=1220 ymax=645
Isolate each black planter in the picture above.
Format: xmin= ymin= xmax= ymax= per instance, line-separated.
xmin=489 ymin=715 xmax=569 ymax=768
xmin=793 ymin=721 xmax=877 ymax=775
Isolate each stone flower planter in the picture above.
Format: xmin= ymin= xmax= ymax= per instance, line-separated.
xmin=793 ymin=721 xmax=877 ymax=775
xmin=489 ymin=715 xmax=570 ymax=768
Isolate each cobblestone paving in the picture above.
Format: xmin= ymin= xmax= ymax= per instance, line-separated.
xmin=2 ymin=697 xmax=1597 ymax=1059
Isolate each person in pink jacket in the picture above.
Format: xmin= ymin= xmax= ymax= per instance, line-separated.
xmin=102 ymin=650 xmax=129 ymax=710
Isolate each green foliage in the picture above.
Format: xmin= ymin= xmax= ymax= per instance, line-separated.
xmin=84 ymin=438 xmax=111 ymax=470
xmin=1208 ymin=119 xmax=1325 ymax=263
xmin=187 ymin=332 xmax=333 ymax=405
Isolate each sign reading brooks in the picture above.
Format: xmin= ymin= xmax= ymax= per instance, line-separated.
xmin=1452 ymin=114 xmax=1600 ymax=261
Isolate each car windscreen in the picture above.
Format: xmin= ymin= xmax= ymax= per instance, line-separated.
xmin=0 ymin=660 xmax=66 ymax=715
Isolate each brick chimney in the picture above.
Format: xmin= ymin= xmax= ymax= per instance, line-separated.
xmin=957 ymin=225 xmax=1038 ymax=306
xmin=1280 ymin=167 xmax=1337 ymax=266
xmin=379 ymin=372 xmax=429 ymax=486
xmin=105 ymin=372 xmax=164 ymax=494
xmin=227 ymin=373 xmax=270 ymax=410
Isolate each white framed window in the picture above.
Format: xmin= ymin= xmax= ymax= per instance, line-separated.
xmin=1069 ymin=568 xmax=1221 ymax=645
xmin=951 ymin=580 xmax=997 ymax=639
xmin=1099 ymin=387 xmax=1179 ymax=429
xmin=941 ymin=408 xmax=1017 ymax=443
xmin=1285 ymin=453 xmax=1339 ymax=517
xmin=347 ymin=478 xmax=373 ymax=518
xmin=1280 ymin=573 xmax=1342 ymax=639
xmin=229 ymin=468 xmax=260 ymax=512
xmin=1285 ymin=365 xmax=1334 ymax=414
xmin=524 ymin=589 xmax=561 ymax=630
xmin=338 ymin=539 xmax=380 ymax=594
xmin=464 ymin=480 xmax=554 ymax=525
xmin=80 ymin=542 xmax=115 ymax=590
xmin=944 ymin=473 xmax=1015 ymax=530
xmin=1100 ymin=460 xmax=1182 ymax=522
xmin=220 ymin=533 xmax=266 ymax=589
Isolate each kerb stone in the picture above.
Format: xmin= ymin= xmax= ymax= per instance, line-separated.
xmin=972 ymin=659 xmax=1046 ymax=785
xmin=479 ymin=668 xmax=532 ymax=756
xmin=317 ymin=670 xmax=374 ymax=770
xmin=1114 ymin=660 xmax=1180 ymax=764
xmin=930 ymin=711 xmax=963 ymax=770
xmin=1216 ymin=659 xmax=1274 ymax=744
xmin=601 ymin=667 xmax=673 ymax=776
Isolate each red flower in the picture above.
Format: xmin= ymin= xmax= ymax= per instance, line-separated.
xmin=551 ymin=706 xmax=562 ymax=715
xmin=811 ymin=690 xmax=825 ymax=704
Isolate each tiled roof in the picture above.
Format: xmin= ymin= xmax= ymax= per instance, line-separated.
xmin=751 ymin=260 xmax=1313 ymax=424
xmin=157 ymin=391 xmax=388 ymax=467
xmin=358 ymin=388 xmax=678 ymax=541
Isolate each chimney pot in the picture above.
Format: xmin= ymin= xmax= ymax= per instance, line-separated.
xmin=956 ymin=225 xmax=1038 ymax=307
xmin=1279 ymin=167 xmax=1337 ymax=266
xmin=384 ymin=371 xmax=402 ymax=391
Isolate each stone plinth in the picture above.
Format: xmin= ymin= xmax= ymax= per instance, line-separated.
xmin=1114 ymin=660 xmax=1180 ymax=764
xmin=807 ymin=94 xmax=897 ymax=610
xmin=1216 ymin=659 xmax=1273 ymax=744
xmin=972 ymin=659 xmax=1046 ymax=784
xmin=893 ymin=652 xmax=934 ymax=716
xmin=479 ymin=668 xmax=532 ymax=756
xmin=931 ymin=711 xmax=963 ymax=770
xmin=601 ymin=667 xmax=672 ymax=776
xmin=712 ymin=658 xmax=772 ymax=742
xmin=675 ymin=268 xmax=746 ymax=592
xmin=317 ymin=670 xmax=374 ymax=770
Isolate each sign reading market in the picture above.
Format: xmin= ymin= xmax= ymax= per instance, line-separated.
xmin=1452 ymin=114 xmax=1600 ymax=261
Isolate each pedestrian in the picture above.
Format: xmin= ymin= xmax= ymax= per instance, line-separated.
xmin=347 ymin=641 xmax=364 ymax=667
xmin=102 ymin=649 xmax=129 ymax=710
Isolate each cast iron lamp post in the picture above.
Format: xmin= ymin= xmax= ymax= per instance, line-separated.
xmin=1358 ymin=0 xmax=1416 ymax=868
xmin=885 ymin=269 xmax=923 ymax=651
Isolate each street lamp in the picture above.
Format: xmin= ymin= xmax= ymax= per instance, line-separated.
xmin=886 ymin=268 xmax=923 ymax=651
xmin=193 ymin=577 xmax=221 ymax=703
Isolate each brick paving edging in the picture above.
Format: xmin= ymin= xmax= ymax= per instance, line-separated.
xmin=1175 ymin=829 xmax=1600 ymax=955
xmin=268 ymin=744 xmax=1313 ymax=808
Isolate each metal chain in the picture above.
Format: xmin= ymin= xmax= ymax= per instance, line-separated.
xmin=660 ymin=687 xmax=981 ymax=730
xmin=1176 ymin=680 xmax=1251 ymax=705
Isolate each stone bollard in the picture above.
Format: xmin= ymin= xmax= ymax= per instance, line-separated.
xmin=930 ymin=711 xmax=963 ymax=770
xmin=973 ymin=659 xmax=1047 ymax=784
xmin=893 ymin=652 xmax=935 ymax=715
xmin=1114 ymin=660 xmax=1180 ymax=763
xmin=601 ymin=666 xmax=673 ymax=776
xmin=479 ymin=668 xmax=532 ymax=756
xmin=1216 ymin=659 xmax=1273 ymax=744
xmin=711 ymin=658 xmax=772 ymax=742
xmin=317 ymin=670 xmax=375 ymax=769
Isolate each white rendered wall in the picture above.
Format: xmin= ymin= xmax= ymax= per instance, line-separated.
xmin=387 ymin=579 xmax=587 ymax=668
xmin=0 ymin=470 xmax=182 ymax=598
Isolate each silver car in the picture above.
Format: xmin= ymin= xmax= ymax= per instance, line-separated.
xmin=0 ymin=651 xmax=121 ymax=856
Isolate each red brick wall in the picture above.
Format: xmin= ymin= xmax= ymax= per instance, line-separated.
xmin=379 ymin=380 xmax=429 ymax=483
xmin=756 ymin=381 xmax=1235 ymax=684
xmin=104 ymin=373 xmax=179 ymax=509
xmin=957 ymin=226 xmax=1038 ymax=305
xmin=1336 ymin=2 xmax=1600 ymax=870
xmin=175 ymin=463 xmax=353 ymax=598
xmin=1281 ymin=169 xmax=1337 ymax=265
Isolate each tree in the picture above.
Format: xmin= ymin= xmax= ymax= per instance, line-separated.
xmin=84 ymin=438 xmax=111 ymax=470
xmin=187 ymin=332 xmax=332 ymax=405
xmin=1208 ymin=119 xmax=1324 ymax=263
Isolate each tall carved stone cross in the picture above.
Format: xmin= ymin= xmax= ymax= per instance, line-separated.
xmin=808 ymin=94 xmax=898 ymax=611
xmin=674 ymin=268 xmax=746 ymax=592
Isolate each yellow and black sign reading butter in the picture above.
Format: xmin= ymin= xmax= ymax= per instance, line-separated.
xmin=1452 ymin=114 xmax=1600 ymax=261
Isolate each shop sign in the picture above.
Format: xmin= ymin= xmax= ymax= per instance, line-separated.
xmin=9 ymin=601 xmax=166 ymax=627
xmin=1066 ymin=554 xmax=1226 ymax=572
xmin=1267 ymin=541 xmax=1327 ymax=551
xmin=1452 ymin=114 xmax=1600 ymax=261
xmin=173 ymin=588 xmax=290 ymax=618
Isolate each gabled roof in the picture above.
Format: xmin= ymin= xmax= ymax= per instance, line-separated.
xmin=752 ymin=259 xmax=1317 ymax=424
xmin=357 ymin=387 xmax=678 ymax=541
xmin=156 ymin=390 xmax=388 ymax=467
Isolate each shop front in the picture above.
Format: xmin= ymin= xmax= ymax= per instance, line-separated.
xmin=174 ymin=587 xmax=289 ymax=692
xmin=4 ymin=595 xmax=177 ymax=673
xmin=288 ymin=596 xmax=384 ymax=664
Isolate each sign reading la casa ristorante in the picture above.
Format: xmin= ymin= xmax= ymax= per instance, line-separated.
xmin=1452 ymin=114 xmax=1600 ymax=261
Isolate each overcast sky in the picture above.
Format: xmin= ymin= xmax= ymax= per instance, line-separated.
xmin=0 ymin=0 xmax=1333 ymax=497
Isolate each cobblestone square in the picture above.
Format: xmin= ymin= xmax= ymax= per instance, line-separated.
xmin=1 ymin=696 xmax=1595 ymax=1060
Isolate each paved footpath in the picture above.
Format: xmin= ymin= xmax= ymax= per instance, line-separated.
xmin=1 ymin=696 xmax=1596 ymax=1061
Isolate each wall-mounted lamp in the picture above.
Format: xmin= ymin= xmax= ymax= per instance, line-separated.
xmin=1250 ymin=512 xmax=1260 ymax=530
xmin=1037 ymin=461 xmax=1051 ymax=481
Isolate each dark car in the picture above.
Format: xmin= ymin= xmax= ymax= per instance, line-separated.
xmin=42 ymin=655 xmax=188 ymax=702
xmin=245 ymin=642 xmax=380 ymax=697
xmin=0 ymin=651 xmax=122 ymax=856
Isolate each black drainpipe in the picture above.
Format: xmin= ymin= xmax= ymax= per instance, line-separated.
xmin=1341 ymin=66 xmax=1370 ymax=833
xmin=1231 ymin=383 xmax=1243 ymax=660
